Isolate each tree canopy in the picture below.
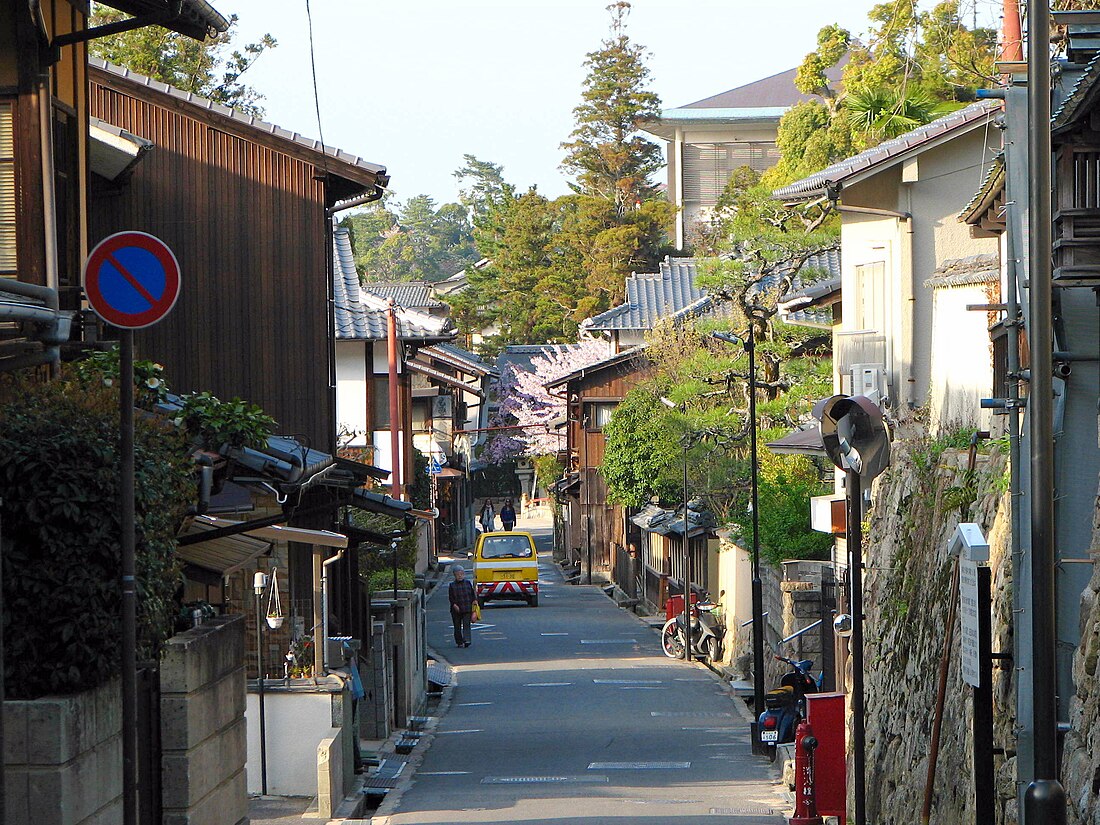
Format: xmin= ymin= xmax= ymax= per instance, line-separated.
xmin=88 ymin=10 xmax=276 ymax=117
xmin=341 ymin=194 xmax=479 ymax=283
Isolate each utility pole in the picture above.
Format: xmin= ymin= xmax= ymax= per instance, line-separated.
xmin=1024 ymin=1 xmax=1067 ymax=819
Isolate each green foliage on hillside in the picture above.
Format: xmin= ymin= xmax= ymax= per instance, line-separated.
xmin=342 ymin=194 xmax=479 ymax=283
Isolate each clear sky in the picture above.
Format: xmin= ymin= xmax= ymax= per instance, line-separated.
xmin=222 ymin=0 xmax=1000 ymax=206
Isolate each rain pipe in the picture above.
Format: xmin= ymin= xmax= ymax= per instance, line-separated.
xmin=321 ymin=547 xmax=346 ymax=672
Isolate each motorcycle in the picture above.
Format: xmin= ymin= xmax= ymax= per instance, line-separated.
xmin=757 ymin=655 xmax=819 ymax=761
xmin=660 ymin=593 xmax=725 ymax=663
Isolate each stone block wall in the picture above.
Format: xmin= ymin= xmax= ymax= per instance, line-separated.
xmin=4 ymin=678 xmax=122 ymax=825
xmin=1063 ymin=492 xmax=1100 ymax=825
xmin=160 ymin=614 xmax=247 ymax=825
xmin=858 ymin=442 xmax=1015 ymax=824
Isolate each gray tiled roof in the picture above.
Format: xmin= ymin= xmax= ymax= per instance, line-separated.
xmin=585 ymin=249 xmax=841 ymax=332
xmin=679 ymin=59 xmax=846 ymax=110
xmin=361 ymin=283 xmax=444 ymax=309
xmin=332 ymin=228 xmax=450 ymax=341
xmin=1054 ymin=51 xmax=1100 ymax=132
xmin=424 ymin=342 xmax=496 ymax=376
xmin=924 ymin=253 xmax=1000 ymax=289
xmin=773 ymin=101 xmax=1000 ymax=201
xmin=958 ymin=153 xmax=1006 ymax=225
xmin=89 ymin=57 xmax=387 ymax=183
xmin=496 ymin=344 xmax=585 ymax=376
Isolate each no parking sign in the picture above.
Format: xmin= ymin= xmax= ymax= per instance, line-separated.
xmin=83 ymin=231 xmax=180 ymax=329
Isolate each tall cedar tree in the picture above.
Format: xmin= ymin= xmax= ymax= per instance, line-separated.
xmin=89 ymin=10 xmax=276 ymax=117
xmin=559 ymin=2 xmax=674 ymax=299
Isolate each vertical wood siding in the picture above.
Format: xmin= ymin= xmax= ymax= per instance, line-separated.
xmin=88 ymin=77 xmax=335 ymax=449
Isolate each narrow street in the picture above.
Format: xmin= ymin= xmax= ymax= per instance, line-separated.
xmin=379 ymin=524 xmax=787 ymax=825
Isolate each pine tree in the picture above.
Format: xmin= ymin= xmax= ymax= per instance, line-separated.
xmin=560 ymin=1 xmax=664 ymax=212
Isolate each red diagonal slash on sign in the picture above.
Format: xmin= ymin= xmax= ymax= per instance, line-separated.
xmin=106 ymin=252 xmax=159 ymax=306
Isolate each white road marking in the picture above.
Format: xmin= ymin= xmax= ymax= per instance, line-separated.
xmin=456 ymin=702 xmax=492 ymax=707
xmin=580 ymin=639 xmax=637 ymax=644
xmin=435 ymin=729 xmax=483 ymax=734
xmin=524 ymin=682 xmax=572 ymax=687
xmin=541 ymin=632 xmax=569 ymax=636
xmin=587 ymin=761 xmax=691 ymax=770
xmin=592 ymin=679 xmax=662 ymax=685
xmin=419 ymin=771 xmax=470 ymax=776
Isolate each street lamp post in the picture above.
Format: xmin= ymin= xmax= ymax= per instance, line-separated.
xmin=710 ymin=330 xmax=766 ymax=751
xmin=660 ymin=397 xmax=694 ymax=662
xmin=252 ymin=571 xmax=268 ymax=796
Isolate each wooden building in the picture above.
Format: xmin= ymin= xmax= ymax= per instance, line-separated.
xmin=546 ymin=347 xmax=650 ymax=582
xmin=2 ymin=2 xmax=226 ymax=373
xmin=87 ymin=57 xmax=388 ymax=450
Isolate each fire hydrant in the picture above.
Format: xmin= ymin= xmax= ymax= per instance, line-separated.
xmin=789 ymin=719 xmax=825 ymax=825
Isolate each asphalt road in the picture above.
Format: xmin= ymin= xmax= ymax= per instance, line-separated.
xmin=380 ymin=525 xmax=787 ymax=825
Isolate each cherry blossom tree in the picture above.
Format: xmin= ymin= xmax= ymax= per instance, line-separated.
xmin=485 ymin=338 xmax=610 ymax=463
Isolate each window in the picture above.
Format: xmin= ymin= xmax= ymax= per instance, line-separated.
xmin=479 ymin=534 xmax=534 ymax=559
xmin=412 ymin=399 xmax=431 ymax=433
xmin=853 ymin=261 xmax=886 ymax=331
xmin=372 ymin=377 xmax=391 ymax=429
xmin=585 ymin=401 xmax=617 ymax=431
xmin=0 ymin=101 xmax=15 ymax=276
xmin=683 ymin=142 xmax=781 ymax=204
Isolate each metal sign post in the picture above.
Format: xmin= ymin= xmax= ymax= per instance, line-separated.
xmin=83 ymin=231 xmax=180 ymax=825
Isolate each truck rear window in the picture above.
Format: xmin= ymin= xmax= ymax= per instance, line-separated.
xmin=480 ymin=535 xmax=534 ymax=559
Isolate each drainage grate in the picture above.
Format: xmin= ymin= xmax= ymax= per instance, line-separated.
xmin=709 ymin=808 xmax=780 ymax=816
xmin=481 ymin=775 xmax=609 ymax=784
xmin=580 ymin=639 xmax=637 ymax=644
xmin=588 ymin=761 xmax=691 ymax=770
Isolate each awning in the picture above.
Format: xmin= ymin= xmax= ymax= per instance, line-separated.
xmin=765 ymin=427 xmax=826 ymax=456
xmin=189 ymin=514 xmax=348 ymax=548
xmin=550 ymin=473 xmax=581 ymax=495
xmin=435 ymin=467 xmax=464 ymax=479
xmin=177 ymin=519 xmax=271 ymax=576
xmin=89 ymin=117 xmax=152 ymax=182
xmin=349 ymin=488 xmax=415 ymax=519
xmin=406 ymin=358 xmax=486 ymax=398
xmin=95 ymin=0 xmax=230 ymax=40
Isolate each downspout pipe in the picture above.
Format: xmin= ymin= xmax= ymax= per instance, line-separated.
xmin=387 ymin=299 xmax=403 ymax=500
xmin=321 ymin=547 xmax=345 ymax=672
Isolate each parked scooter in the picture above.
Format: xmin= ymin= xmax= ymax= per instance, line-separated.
xmin=757 ymin=655 xmax=819 ymax=762
xmin=660 ymin=592 xmax=725 ymax=663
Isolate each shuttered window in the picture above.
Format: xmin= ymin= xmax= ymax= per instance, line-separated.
xmin=0 ymin=101 xmax=16 ymax=275
xmin=682 ymin=142 xmax=780 ymax=204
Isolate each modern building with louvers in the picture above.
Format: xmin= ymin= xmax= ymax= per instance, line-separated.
xmin=644 ymin=62 xmax=844 ymax=249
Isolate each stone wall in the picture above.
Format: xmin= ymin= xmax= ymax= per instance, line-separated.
xmin=4 ymin=678 xmax=122 ymax=825
xmin=858 ymin=440 xmax=1015 ymax=824
xmin=160 ymin=614 xmax=248 ymax=825
xmin=1063 ymin=492 xmax=1100 ymax=825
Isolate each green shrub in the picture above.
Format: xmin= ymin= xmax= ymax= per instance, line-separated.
xmin=0 ymin=379 xmax=192 ymax=698
xmin=368 ymin=568 xmax=416 ymax=593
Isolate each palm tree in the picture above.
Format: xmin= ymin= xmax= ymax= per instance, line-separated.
xmin=845 ymin=87 xmax=949 ymax=142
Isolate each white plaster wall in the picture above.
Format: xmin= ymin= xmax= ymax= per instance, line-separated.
xmin=372 ymin=431 xmax=406 ymax=477
xmin=928 ymin=284 xmax=995 ymax=433
xmin=838 ymin=124 xmax=999 ymax=411
xmin=245 ymin=691 xmax=334 ymax=796
xmin=335 ymin=341 xmax=367 ymax=446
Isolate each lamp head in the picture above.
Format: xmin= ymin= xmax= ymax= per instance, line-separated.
xmin=710 ymin=330 xmax=743 ymax=346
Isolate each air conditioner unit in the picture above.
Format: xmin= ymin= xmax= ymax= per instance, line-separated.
xmin=850 ymin=363 xmax=888 ymax=405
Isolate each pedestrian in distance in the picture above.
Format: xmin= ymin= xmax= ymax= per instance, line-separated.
xmin=500 ymin=499 xmax=516 ymax=531
xmin=480 ymin=498 xmax=495 ymax=532
xmin=448 ymin=564 xmax=475 ymax=648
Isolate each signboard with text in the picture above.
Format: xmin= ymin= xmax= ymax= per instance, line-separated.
xmin=959 ymin=558 xmax=981 ymax=687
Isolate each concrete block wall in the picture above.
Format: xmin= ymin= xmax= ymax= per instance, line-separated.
xmin=361 ymin=619 xmax=392 ymax=740
xmin=160 ymin=615 xmax=247 ymax=825
xmin=4 ymin=678 xmax=122 ymax=825
xmin=316 ymin=729 xmax=344 ymax=818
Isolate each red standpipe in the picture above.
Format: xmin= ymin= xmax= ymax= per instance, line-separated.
xmin=789 ymin=720 xmax=825 ymax=825
xmin=386 ymin=299 xmax=402 ymax=500
xmin=1001 ymin=0 xmax=1023 ymax=62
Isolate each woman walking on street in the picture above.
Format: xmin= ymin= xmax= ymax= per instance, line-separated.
xmin=449 ymin=564 xmax=476 ymax=648
xmin=480 ymin=498 xmax=495 ymax=532
xmin=500 ymin=499 xmax=517 ymax=531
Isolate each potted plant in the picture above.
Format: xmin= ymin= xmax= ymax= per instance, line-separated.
xmin=266 ymin=567 xmax=284 ymax=629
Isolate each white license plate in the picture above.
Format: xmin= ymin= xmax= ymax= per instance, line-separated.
xmin=760 ymin=730 xmax=779 ymax=743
